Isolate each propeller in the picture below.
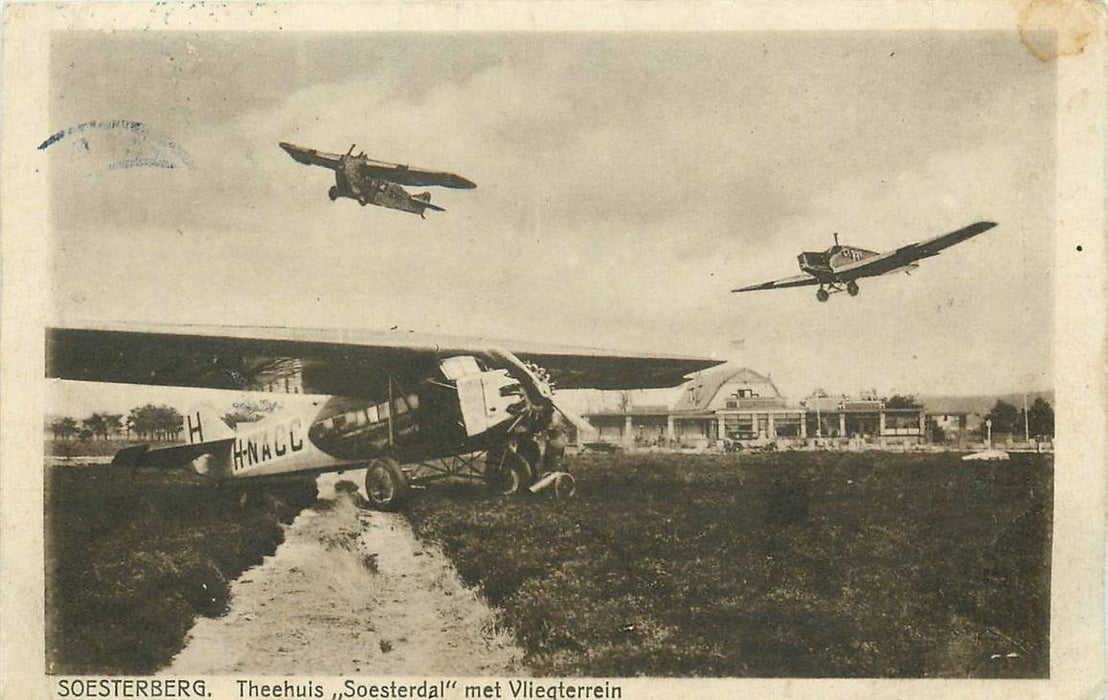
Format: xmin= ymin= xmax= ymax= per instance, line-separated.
xmin=485 ymin=348 xmax=597 ymax=439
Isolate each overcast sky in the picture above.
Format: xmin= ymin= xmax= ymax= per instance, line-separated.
xmin=45 ymin=30 xmax=1055 ymax=408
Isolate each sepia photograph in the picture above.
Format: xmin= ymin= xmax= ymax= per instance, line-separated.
xmin=2 ymin=2 xmax=1105 ymax=699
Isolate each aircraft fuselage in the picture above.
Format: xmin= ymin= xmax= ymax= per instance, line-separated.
xmin=797 ymin=244 xmax=879 ymax=281
xmin=177 ymin=355 xmax=548 ymax=481
xmin=332 ymin=159 xmax=441 ymax=216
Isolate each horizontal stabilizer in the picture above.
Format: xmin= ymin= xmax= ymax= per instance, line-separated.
xmin=112 ymin=438 xmax=235 ymax=474
xmin=112 ymin=444 xmax=151 ymax=467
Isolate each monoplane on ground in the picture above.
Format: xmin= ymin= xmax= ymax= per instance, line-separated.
xmin=47 ymin=324 xmax=721 ymax=509
xmin=731 ymin=221 xmax=997 ymax=302
xmin=279 ymin=142 xmax=476 ymax=217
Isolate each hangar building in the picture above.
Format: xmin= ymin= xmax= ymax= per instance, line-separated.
xmin=581 ymin=365 xmax=926 ymax=449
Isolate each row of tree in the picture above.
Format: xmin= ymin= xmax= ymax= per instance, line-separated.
xmin=49 ymin=404 xmax=184 ymax=442
xmin=985 ymin=397 xmax=1054 ymax=438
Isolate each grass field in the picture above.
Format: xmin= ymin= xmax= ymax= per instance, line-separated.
xmin=45 ymin=464 xmax=318 ymax=674
xmin=406 ymin=451 xmax=1052 ymax=678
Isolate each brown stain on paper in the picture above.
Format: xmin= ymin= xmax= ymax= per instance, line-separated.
xmin=1018 ymin=0 xmax=1107 ymax=61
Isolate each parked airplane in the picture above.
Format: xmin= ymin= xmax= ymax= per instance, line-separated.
xmin=731 ymin=221 xmax=997 ymax=302
xmin=46 ymin=324 xmax=721 ymax=509
xmin=279 ymin=142 xmax=476 ymax=217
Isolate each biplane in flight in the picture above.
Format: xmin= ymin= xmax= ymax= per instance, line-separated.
xmin=279 ymin=142 xmax=476 ymax=217
xmin=46 ymin=324 xmax=720 ymax=509
xmin=731 ymin=221 xmax=998 ymax=302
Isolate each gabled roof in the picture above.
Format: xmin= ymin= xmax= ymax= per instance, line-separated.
xmin=672 ymin=365 xmax=781 ymax=412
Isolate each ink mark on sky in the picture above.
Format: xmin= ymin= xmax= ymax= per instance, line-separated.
xmin=38 ymin=120 xmax=193 ymax=170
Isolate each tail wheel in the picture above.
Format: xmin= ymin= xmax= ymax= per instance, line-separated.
xmin=364 ymin=458 xmax=410 ymax=511
xmin=847 ymin=281 xmax=860 ymax=297
xmin=816 ymin=288 xmax=830 ymax=302
xmin=487 ymin=449 xmax=534 ymax=495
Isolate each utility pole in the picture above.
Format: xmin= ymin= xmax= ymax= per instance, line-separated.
xmin=809 ymin=389 xmax=823 ymax=438
xmin=1024 ymin=393 xmax=1030 ymax=444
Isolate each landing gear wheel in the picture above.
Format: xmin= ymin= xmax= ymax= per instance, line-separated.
xmin=816 ymin=288 xmax=830 ymax=303
xmin=846 ymin=281 xmax=859 ymax=297
xmin=364 ymin=458 xmax=409 ymax=511
xmin=487 ymin=450 xmax=534 ymax=495
xmin=328 ymin=186 xmax=340 ymax=201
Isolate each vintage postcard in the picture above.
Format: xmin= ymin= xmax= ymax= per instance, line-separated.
xmin=2 ymin=2 xmax=1105 ymax=699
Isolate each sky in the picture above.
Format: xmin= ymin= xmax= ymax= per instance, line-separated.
xmin=44 ymin=30 xmax=1056 ymax=412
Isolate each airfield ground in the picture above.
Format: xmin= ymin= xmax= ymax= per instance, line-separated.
xmin=406 ymin=451 xmax=1052 ymax=678
xmin=45 ymin=451 xmax=1051 ymax=678
xmin=45 ymin=465 xmax=318 ymax=674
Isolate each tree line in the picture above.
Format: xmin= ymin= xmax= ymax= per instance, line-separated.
xmin=49 ymin=404 xmax=184 ymax=442
xmin=985 ymin=397 xmax=1054 ymax=438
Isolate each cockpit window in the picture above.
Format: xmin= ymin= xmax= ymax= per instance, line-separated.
xmin=798 ymin=252 xmax=829 ymax=269
xmin=440 ymin=355 xmax=483 ymax=381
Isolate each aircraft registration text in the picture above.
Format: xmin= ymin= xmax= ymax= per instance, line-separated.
xmin=233 ymin=418 xmax=305 ymax=472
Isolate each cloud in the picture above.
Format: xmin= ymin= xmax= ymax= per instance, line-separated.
xmin=48 ymin=31 xmax=1056 ymax=397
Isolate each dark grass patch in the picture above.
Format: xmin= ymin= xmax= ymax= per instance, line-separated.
xmin=45 ymin=464 xmax=317 ymax=674
xmin=405 ymin=452 xmax=1052 ymax=677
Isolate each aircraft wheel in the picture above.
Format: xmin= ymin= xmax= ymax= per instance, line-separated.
xmin=328 ymin=186 xmax=340 ymax=201
xmin=487 ymin=450 xmax=534 ymax=495
xmin=364 ymin=458 xmax=409 ymax=511
xmin=816 ymin=288 xmax=830 ymax=303
xmin=847 ymin=281 xmax=860 ymax=297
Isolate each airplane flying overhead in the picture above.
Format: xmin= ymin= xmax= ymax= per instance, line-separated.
xmin=46 ymin=323 xmax=721 ymax=509
xmin=731 ymin=221 xmax=998 ymax=302
xmin=279 ymin=142 xmax=477 ymax=217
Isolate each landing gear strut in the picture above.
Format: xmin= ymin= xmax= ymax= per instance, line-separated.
xmin=816 ymin=280 xmax=860 ymax=302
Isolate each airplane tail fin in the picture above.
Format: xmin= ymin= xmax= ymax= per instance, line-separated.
xmin=183 ymin=405 xmax=237 ymax=445
xmin=112 ymin=439 xmax=236 ymax=477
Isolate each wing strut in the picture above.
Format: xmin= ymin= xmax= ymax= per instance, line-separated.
xmin=387 ymin=375 xmax=396 ymax=447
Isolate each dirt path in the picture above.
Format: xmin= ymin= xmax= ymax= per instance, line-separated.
xmin=163 ymin=474 xmax=523 ymax=676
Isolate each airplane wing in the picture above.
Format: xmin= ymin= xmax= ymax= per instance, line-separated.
xmin=834 ymin=221 xmax=997 ymax=281
xmin=46 ymin=322 xmax=722 ymax=396
xmin=278 ymin=142 xmax=344 ymax=170
xmin=359 ymin=159 xmax=477 ymax=190
xmin=731 ymin=273 xmax=819 ymax=293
